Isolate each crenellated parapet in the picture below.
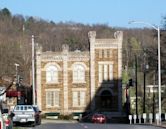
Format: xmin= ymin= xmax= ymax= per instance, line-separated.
xmin=114 ymin=31 xmax=123 ymax=41
xmin=36 ymin=43 xmax=43 ymax=56
xmin=62 ymin=44 xmax=69 ymax=54
xmin=88 ymin=31 xmax=96 ymax=39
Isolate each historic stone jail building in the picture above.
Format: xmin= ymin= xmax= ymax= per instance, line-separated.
xmin=36 ymin=31 xmax=123 ymax=116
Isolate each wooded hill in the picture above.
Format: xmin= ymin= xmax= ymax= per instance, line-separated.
xmin=0 ymin=8 xmax=166 ymax=86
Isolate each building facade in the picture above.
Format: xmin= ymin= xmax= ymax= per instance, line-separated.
xmin=36 ymin=31 xmax=123 ymax=115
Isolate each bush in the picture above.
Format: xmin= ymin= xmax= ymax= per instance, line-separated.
xmin=58 ymin=114 xmax=73 ymax=120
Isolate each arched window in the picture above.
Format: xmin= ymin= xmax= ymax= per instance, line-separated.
xmin=73 ymin=64 xmax=85 ymax=83
xmin=46 ymin=65 xmax=58 ymax=83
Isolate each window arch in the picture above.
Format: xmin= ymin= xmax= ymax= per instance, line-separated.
xmin=46 ymin=65 xmax=58 ymax=83
xmin=73 ymin=64 xmax=85 ymax=83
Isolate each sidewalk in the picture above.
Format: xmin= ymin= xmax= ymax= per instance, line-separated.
xmin=153 ymin=121 xmax=166 ymax=128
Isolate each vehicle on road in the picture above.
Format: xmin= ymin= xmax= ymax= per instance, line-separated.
xmin=12 ymin=105 xmax=41 ymax=126
xmin=91 ymin=113 xmax=107 ymax=123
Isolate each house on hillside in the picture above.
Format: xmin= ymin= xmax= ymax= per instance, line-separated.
xmin=0 ymin=77 xmax=32 ymax=111
xmin=36 ymin=31 xmax=123 ymax=117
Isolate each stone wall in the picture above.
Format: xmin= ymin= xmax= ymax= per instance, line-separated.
xmin=36 ymin=31 xmax=123 ymax=115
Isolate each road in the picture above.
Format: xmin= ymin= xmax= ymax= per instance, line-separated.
xmin=17 ymin=123 xmax=165 ymax=129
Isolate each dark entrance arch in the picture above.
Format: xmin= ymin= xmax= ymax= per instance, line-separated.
xmin=96 ymin=90 xmax=112 ymax=111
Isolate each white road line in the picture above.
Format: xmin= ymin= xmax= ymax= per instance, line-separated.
xmin=84 ymin=125 xmax=88 ymax=128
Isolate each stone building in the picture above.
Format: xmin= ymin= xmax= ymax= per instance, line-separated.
xmin=36 ymin=31 xmax=123 ymax=116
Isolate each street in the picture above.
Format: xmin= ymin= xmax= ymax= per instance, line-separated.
xmin=15 ymin=123 xmax=165 ymax=129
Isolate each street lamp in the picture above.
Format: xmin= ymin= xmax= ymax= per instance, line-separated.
xmin=129 ymin=21 xmax=161 ymax=124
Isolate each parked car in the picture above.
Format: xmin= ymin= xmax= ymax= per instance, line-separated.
xmin=12 ymin=105 xmax=41 ymax=126
xmin=0 ymin=109 xmax=4 ymax=129
xmin=0 ymin=108 xmax=14 ymax=129
xmin=91 ymin=113 xmax=107 ymax=123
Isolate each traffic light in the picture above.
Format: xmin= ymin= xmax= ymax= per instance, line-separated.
xmin=128 ymin=79 xmax=133 ymax=86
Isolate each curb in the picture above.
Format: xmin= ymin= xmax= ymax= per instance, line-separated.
xmin=41 ymin=119 xmax=78 ymax=124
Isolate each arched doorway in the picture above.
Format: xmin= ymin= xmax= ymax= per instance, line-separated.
xmin=96 ymin=90 xmax=112 ymax=111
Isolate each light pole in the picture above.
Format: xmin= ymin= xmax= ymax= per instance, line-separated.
xmin=129 ymin=21 xmax=161 ymax=124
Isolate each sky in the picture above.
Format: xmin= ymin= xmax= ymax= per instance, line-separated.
xmin=1 ymin=0 xmax=166 ymax=28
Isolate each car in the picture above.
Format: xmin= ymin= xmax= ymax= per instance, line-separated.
xmin=0 ymin=108 xmax=5 ymax=129
xmin=0 ymin=108 xmax=14 ymax=129
xmin=91 ymin=113 xmax=107 ymax=123
xmin=12 ymin=105 xmax=41 ymax=126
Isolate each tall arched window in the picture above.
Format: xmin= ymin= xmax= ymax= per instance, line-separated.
xmin=73 ymin=64 xmax=85 ymax=83
xmin=46 ymin=65 xmax=58 ymax=83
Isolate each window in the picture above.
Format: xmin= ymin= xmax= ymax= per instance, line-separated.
xmin=72 ymin=91 xmax=86 ymax=107
xmin=99 ymin=49 xmax=103 ymax=58
xmin=98 ymin=62 xmax=114 ymax=83
xmin=104 ymin=64 xmax=108 ymax=80
xmin=104 ymin=49 xmax=108 ymax=58
xmin=99 ymin=64 xmax=102 ymax=83
xmin=109 ymin=64 xmax=113 ymax=80
xmin=72 ymin=91 xmax=78 ymax=107
xmin=46 ymin=65 xmax=58 ymax=83
xmin=80 ymin=91 xmax=86 ymax=106
xmin=46 ymin=90 xmax=59 ymax=107
xmin=73 ymin=64 xmax=85 ymax=83
xmin=109 ymin=50 xmax=113 ymax=58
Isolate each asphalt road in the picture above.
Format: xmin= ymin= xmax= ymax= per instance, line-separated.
xmin=19 ymin=123 xmax=164 ymax=129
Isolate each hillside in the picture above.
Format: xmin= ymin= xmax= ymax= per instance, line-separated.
xmin=0 ymin=8 xmax=165 ymax=86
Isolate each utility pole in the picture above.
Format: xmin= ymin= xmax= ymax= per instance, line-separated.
xmin=14 ymin=63 xmax=20 ymax=103
xmin=14 ymin=63 xmax=19 ymax=82
xmin=32 ymin=35 xmax=36 ymax=105
xmin=143 ymin=55 xmax=146 ymax=113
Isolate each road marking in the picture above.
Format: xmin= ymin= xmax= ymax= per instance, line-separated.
xmin=80 ymin=123 xmax=88 ymax=128
xmin=84 ymin=125 xmax=88 ymax=128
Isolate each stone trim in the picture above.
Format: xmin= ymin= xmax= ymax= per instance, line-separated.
xmin=63 ymin=55 xmax=68 ymax=114
xmin=117 ymin=31 xmax=123 ymax=112
xmin=43 ymin=62 xmax=62 ymax=71
xmin=41 ymin=55 xmax=63 ymax=61
xmin=36 ymin=53 xmax=42 ymax=110
xmin=45 ymin=89 xmax=60 ymax=91
xmin=98 ymin=61 xmax=114 ymax=65
xmin=70 ymin=62 xmax=89 ymax=70
xmin=89 ymin=31 xmax=96 ymax=110
xmin=72 ymin=88 xmax=87 ymax=91
xmin=97 ymin=88 xmax=115 ymax=96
